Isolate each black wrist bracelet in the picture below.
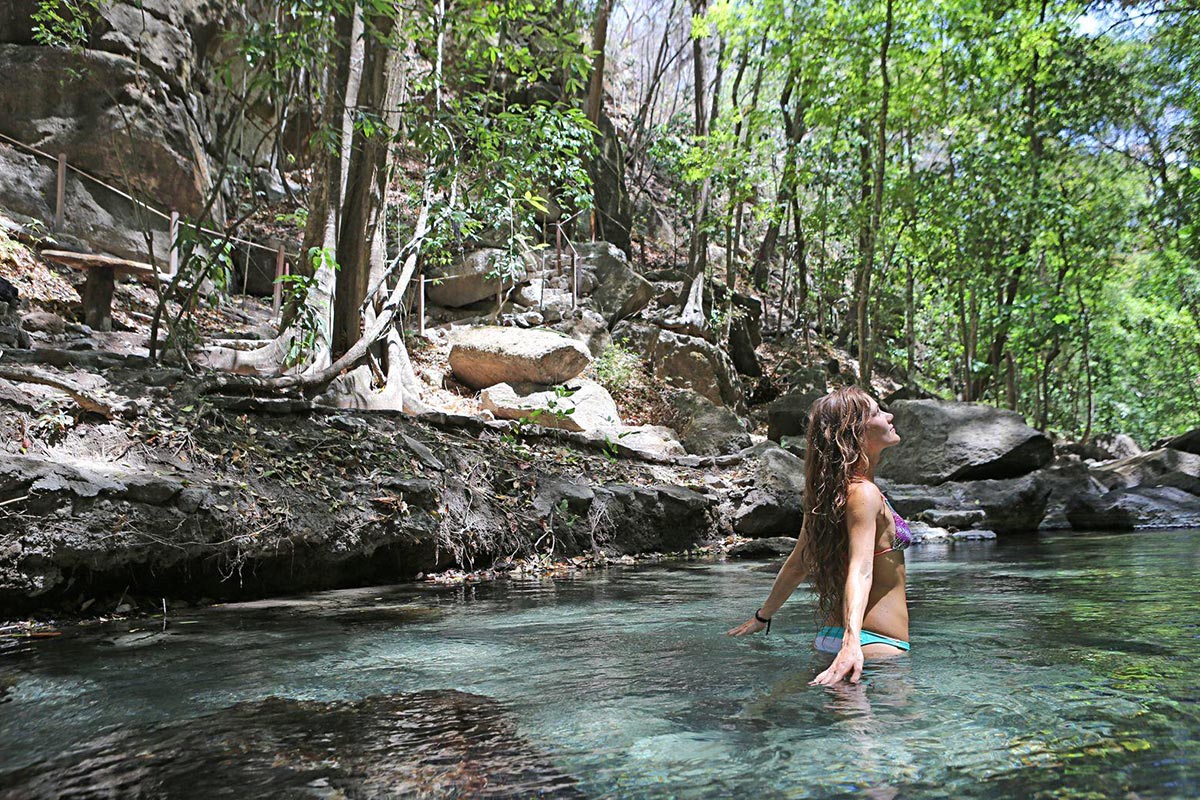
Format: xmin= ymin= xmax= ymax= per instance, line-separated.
xmin=754 ymin=609 xmax=772 ymax=634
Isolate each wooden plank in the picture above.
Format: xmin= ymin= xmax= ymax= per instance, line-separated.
xmin=41 ymin=249 xmax=157 ymax=278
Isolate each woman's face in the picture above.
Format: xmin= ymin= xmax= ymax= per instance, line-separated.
xmin=863 ymin=401 xmax=900 ymax=451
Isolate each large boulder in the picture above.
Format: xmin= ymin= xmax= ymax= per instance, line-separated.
xmin=951 ymin=474 xmax=1052 ymax=533
xmin=739 ymin=441 xmax=806 ymax=493
xmin=732 ymin=488 xmax=804 ymax=538
xmin=572 ymin=242 xmax=653 ymax=326
xmin=1066 ymin=486 xmax=1200 ymax=531
xmin=480 ymin=379 xmax=621 ymax=432
xmin=878 ymin=399 xmax=1053 ymax=485
xmin=448 ymin=326 xmax=590 ymax=389
xmin=1159 ymin=428 xmax=1200 ymax=456
xmin=426 ymin=249 xmax=527 ymax=308
xmin=729 ymin=442 xmax=806 ymax=537
xmin=665 ymin=389 xmax=750 ymax=456
xmin=613 ymin=320 xmax=744 ymax=410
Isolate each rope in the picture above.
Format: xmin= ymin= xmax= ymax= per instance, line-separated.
xmin=0 ymin=129 xmax=295 ymax=258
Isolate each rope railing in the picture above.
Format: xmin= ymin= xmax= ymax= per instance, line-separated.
xmin=0 ymin=129 xmax=296 ymax=315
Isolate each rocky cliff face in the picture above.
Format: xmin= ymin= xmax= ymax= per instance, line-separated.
xmin=0 ymin=0 xmax=248 ymax=261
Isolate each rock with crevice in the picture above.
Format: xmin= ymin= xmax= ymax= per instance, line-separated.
xmin=572 ymin=241 xmax=653 ymax=326
xmin=613 ymin=320 xmax=744 ymax=411
xmin=1089 ymin=448 xmax=1200 ymax=492
xmin=666 ymin=389 xmax=750 ymax=456
xmin=1159 ymin=427 xmax=1200 ymax=456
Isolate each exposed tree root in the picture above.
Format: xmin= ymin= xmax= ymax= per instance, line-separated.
xmin=0 ymin=365 xmax=134 ymax=419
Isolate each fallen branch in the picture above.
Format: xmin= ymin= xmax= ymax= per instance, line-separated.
xmin=0 ymin=366 xmax=133 ymax=419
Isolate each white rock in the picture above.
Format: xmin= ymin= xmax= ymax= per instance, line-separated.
xmin=448 ymin=325 xmax=591 ymax=389
xmin=479 ymin=379 xmax=621 ymax=432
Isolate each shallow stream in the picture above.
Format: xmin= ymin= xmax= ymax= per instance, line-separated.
xmin=2 ymin=530 xmax=1198 ymax=798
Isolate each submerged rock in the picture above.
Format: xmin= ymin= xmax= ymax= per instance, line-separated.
xmin=0 ymin=692 xmax=583 ymax=799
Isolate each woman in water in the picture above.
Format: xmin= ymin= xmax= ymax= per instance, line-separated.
xmin=727 ymin=386 xmax=911 ymax=685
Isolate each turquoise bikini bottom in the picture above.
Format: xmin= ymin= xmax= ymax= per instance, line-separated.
xmin=814 ymin=625 xmax=910 ymax=654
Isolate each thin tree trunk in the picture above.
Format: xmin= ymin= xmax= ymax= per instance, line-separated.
xmin=855 ymin=0 xmax=892 ymax=385
xmin=752 ymin=67 xmax=804 ymax=290
xmin=585 ymin=0 xmax=613 ymax=127
xmin=686 ymin=0 xmax=709 ymax=280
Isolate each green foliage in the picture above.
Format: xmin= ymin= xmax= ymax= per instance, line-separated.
xmin=417 ymin=101 xmax=597 ymax=271
xmin=652 ymin=0 xmax=1200 ymax=440
xmin=594 ymin=340 xmax=640 ymax=395
xmin=31 ymin=0 xmax=103 ymax=50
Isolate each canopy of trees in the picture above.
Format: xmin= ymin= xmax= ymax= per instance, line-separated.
xmin=34 ymin=0 xmax=1199 ymax=443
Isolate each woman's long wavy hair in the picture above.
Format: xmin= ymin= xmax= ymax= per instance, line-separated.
xmin=800 ymin=386 xmax=877 ymax=624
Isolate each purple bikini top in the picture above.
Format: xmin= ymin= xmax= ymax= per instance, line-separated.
xmin=875 ymin=495 xmax=912 ymax=556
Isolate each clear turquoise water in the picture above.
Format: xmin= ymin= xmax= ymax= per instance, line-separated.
xmin=2 ymin=530 xmax=1199 ymax=798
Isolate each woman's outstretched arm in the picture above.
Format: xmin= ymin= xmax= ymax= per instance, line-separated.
xmin=810 ymin=484 xmax=881 ymax=684
xmin=726 ymin=532 xmax=808 ymax=636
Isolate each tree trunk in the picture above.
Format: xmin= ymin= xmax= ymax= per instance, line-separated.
xmin=686 ymin=0 xmax=709 ymax=280
xmin=752 ymin=67 xmax=803 ymax=291
xmin=332 ymin=11 xmax=398 ymax=359
xmin=971 ymin=0 xmax=1048 ymax=400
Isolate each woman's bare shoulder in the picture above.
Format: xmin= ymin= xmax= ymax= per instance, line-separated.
xmin=846 ymin=479 xmax=884 ymax=509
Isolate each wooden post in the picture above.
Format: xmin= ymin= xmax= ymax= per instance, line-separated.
xmin=417 ymin=270 xmax=426 ymax=335
xmin=81 ymin=267 xmax=115 ymax=331
xmin=54 ymin=153 xmax=66 ymax=230
xmin=272 ymin=244 xmax=286 ymax=317
xmin=168 ymin=211 xmax=180 ymax=276
xmin=572 ymin=249 xmax=578 ymax=309
xmin=555 ymin=223 xmax=563 ymax=274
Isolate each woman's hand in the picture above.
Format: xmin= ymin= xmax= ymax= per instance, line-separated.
xmin=726 ymin=617 xmax=768 ymax=636
xmin=810 ymin=643 xmax=864 ymax=685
